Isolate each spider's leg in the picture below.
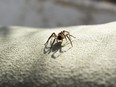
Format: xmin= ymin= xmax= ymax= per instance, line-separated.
xmin=63 ymin=30 xmax=76 ymax=38
xmin=45 ymin=33 xmax=57 ymax=47
xmin=50 ymin=38 xmax=56 ymax=49
xmin=63 ymin=30 xmax=69 ymax=34
xmin=66 ymin=34 xmax=73 ymax=46
xmin=62 ymin=32 xmax=67 ymax=41
xmin=69 ymin=34 xmax=76 ymax=38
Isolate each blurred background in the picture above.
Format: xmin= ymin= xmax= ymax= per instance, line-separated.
xmin=0 ymin=0 xmax=116 ymax=28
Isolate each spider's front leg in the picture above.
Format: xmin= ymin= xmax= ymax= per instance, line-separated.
xmin=50 ymin=38 xmax=56 ymax=49
xmin=66 ymin=34 xmax=73 ymax=46
xmin=44 ymin=33 xmax=57 ymax=48
xmin=63 ymin=30 xmax=76 ymax=46
xmin=63 ymin=30 xmax=76 ymax=38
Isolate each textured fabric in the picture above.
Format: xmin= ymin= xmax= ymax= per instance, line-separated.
xmin=0 ymin=22 xmax=116 ymax=87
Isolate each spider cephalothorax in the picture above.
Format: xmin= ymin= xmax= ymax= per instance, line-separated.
xmin=45 ymin=30 xmax=75 ymax=48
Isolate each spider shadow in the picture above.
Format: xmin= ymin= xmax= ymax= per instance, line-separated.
xmin=44 ymin=42 xmax=71 ymax=59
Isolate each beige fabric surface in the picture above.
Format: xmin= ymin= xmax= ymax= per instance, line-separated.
xmin=0 ymin=22 xmax=116 ymax=87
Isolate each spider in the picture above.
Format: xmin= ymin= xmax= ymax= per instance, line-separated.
xmin=44 ymin=30 xmax=75 ymax=48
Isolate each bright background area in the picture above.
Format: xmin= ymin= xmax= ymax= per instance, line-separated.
xmin=0 ymin=0 xmax=116 ymax=28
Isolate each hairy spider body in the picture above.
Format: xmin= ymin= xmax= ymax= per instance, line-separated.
xmin=57 ymin=32 xmax=64 ymax=40
xmin=45 ymin=30 xmax=75 ymax=48
xmin=58 ymin=35 xmax=62 ymax=40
